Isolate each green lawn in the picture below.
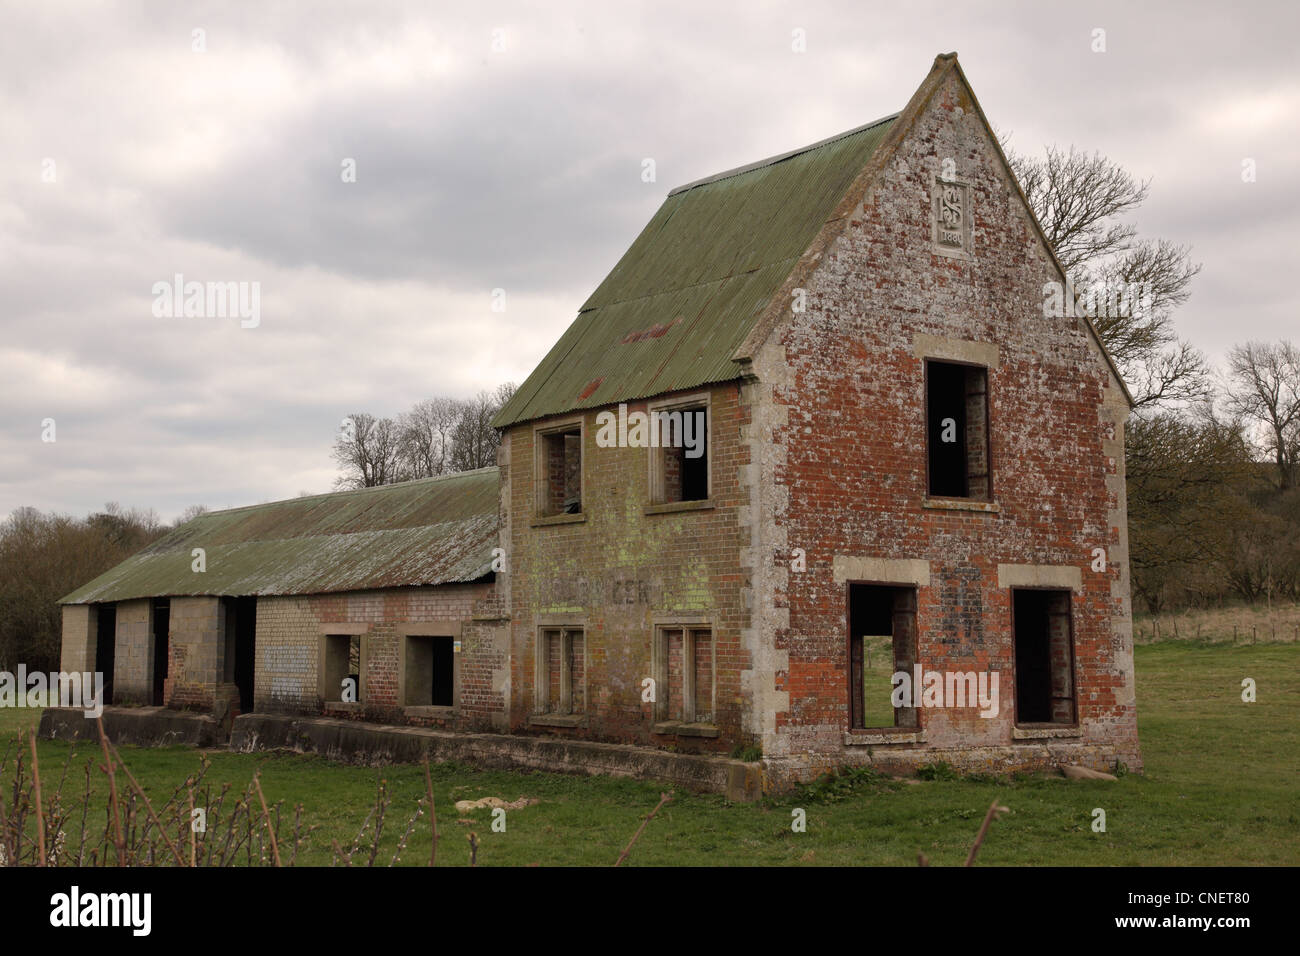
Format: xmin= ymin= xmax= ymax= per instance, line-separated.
xmin=1 ymin=640 xmax=1295 ymax=866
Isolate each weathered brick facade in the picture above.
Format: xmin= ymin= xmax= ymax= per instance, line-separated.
xmin=59 ymin=54 xmax=1141 ymax=789
xmin=111 ymin=598 xmax=154 ymax=705
xmin=252 ymin=584 xmax=508 ymax=732
xmin=739 ymin=62 xmax=1141 ymax=784
xmin=495 ymin=53 xmax=1141 ymax=784
xmin=165 ymin=597 xmax=223 ymax=710
xmin=500 ymin=383 xmax=752 ymax=754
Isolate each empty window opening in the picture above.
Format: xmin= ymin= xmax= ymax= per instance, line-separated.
xmin=94 ymin=603 xmax=116 ymax=704
xmin=655 ymin=406 xmax=709 ymax=503
xmin=926 ymin=360 xmax=989 ymax=499
xmin=540 ymin=429 xmax=582 ymax=515
xmin=655 ymin=627 xmax=714 ymax=724
xmin=405 ymin=635 xmax=455 ymax=707
xmin=537 ymin=628 xmax=584 ymax=714
xmin=222 ymin=596 xmax=257 ymax=713
xmin=323 ymin=634 xmax=363 ymax=703
xmin=151 ymin=599 xmax=170 ymax=706
xmin=1013 ymin=589 xmax=1076 ymax=724
xmin=848 ymin=585 xmax=918 ymax=730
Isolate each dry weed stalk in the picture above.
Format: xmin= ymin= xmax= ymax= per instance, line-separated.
xmin=613 ymin=791 xmax=673 ymax=867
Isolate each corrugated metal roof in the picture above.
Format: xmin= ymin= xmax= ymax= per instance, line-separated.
xmin=60 ymin=467 xmax=500 ymax=605
xmin=494 ymin=114 xmax=898 ymax=429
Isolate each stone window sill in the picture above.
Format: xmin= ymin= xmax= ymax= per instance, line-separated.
xmin=922 ymin=498 xmax=1000 ymax=514
xmin=844 ymin=729 xmax=927 ymax=746
xmin=324 ymin=701 xmax=362 ymax=715
xmin=644 ymin=499 xmax=715 ymax=516
xmin=528 ymin=713 xmax=587 ymax=728
xmin=531 ymin=512 xmax=586 ymax=528
xmin=652 ymin=721 xmax=720 ymax=738
xmin=1012 ymin=725 xmax=1083 ymax=739
xmin=404 ymin=705 xmax=456 ymax=719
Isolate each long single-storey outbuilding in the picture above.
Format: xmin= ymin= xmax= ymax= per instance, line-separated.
xmin=59 ymin=468 xmax=507 ymax=731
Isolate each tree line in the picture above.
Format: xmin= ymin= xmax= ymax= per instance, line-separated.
xmin=1125 ymin=345 xmax=1300 ymax=612
xmin=1008 ymin=144 xmax=1300 ymax=612
xmin=0 ymin=504 xmax=169 ymax=672
xmin=331 ymin=383 xmax=517 ymax=489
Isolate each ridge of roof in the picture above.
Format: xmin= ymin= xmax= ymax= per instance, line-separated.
xmin=666 ymin=112 xmax=901 ymax=197
xmin=193 ymin=466 xmax=499 ymax=520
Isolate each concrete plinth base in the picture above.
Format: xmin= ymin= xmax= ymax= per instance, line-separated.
xmin=38 ymin=706 xmax=227 ymax=748
xmin=232 ymin=713 xmax=763 ymax=801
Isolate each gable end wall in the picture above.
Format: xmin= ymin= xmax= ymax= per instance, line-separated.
xmin=747 ymin=67 xmax=1141 ymax=784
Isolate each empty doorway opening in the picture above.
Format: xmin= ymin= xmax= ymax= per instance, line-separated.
xmin=222 ymin=596 xmax=257 ymax=713
xmin=151 ymin=599 xmax=170 ymax=706
xmin=847 ymin=584 xmax=918 ymax=730
xmin=1012 ymin=589 xmax=1076 ymax=724
xmin=95 ymin=603 xmax=116 ymax=704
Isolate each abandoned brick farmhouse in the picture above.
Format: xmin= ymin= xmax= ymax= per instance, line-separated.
xmin=54 ymin=54 xmax=1142 ymax=791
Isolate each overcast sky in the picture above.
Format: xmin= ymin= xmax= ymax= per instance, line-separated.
xmin=1 ymin=0 xmax=1295 ymax=523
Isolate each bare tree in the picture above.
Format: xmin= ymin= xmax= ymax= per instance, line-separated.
xmin=176 ymin=504 xmax=210 ymax=526
xmin=1225 ymin=340 xmax=1300 ymax=489
xmin=1005 ymin=143 xmax=1205 ymax=409
xmin=399 ymin=397 xmax=464 ymax=479
xmin=332 ymin=384 xmax=517 ymax=488
xmin=448 ymin=383 xmax=517 ymax=473
xmin=332 ymin=412 xmax=406 ymax=489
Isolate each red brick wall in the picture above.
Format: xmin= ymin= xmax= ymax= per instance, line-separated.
xmin=749 ymin=68 xmax=1140 ymax=778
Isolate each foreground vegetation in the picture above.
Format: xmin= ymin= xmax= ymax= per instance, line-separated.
xmin=0 ymin=637 xmax=1294 ymax=867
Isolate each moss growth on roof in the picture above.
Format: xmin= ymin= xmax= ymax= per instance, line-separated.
xmin=493 ymin=115 xmax=898 ymax=429
xmin=60 ymin=468 xmax=500 ymax=604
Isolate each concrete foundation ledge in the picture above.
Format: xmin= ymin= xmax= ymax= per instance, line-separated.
xmin=231 ymin=714 xmax=764 ymax=801
xmin=762 ymin=741 xmax=1141 ymax=790
xmin=38 ymin=706 xmax=227 ymax=749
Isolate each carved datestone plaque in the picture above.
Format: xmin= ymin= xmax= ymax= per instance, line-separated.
xmin=932 ymin=178 xmax=972 ymax=258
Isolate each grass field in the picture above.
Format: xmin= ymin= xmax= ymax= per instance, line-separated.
xmin=1 ymin=639 xmax=1295 ymax=866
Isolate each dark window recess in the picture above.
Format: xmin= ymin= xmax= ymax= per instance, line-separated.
xmin=406 ymin=636 xmax=455 ymax=708
xmin=926 ymin=360 xmax=989 ymax=499
xmin=323 ymin=635 xmax=351 ymax=702
xmin=95 ymin=603 xmax=116 ymax=704
xmin=848 ymin=585 xmax=918 ymax=730
xmin=657 ymin=407 xmax=708 ymax=503
xmin=1013 ymin=590 xmax=1076 ymax=724
xmin=348 ymin=635 xmax=361 ymax=697
xmin=430 ymin=639 xmax=453 ymax=707
xmin=325 ymin=634 xmax=362 ymax=702
xmin=151 ymin=599 xmax=170 ymax=706
xmin=542 ymin=429 xmax=582 ymax=514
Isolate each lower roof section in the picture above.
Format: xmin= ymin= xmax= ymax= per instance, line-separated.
xmin=59 ymin=467 xmax=501 ymax=605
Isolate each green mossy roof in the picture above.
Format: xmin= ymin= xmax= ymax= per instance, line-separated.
xmin=493 ymin=114 xmax=898 ymax=428
xmin=60 ymin=468 xmax=500 ymax=604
